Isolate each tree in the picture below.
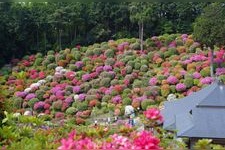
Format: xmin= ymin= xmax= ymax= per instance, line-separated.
xmin=129 ymin=2 xmax=154 ymax=51
xmin=193 ymin=2 xmax=225 ymax=77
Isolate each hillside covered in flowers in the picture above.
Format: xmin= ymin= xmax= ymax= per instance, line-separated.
xmin=1 ymin=34 xmax=225 ymax=149
xmin=1 ymin=34 xmax=225 ymax=121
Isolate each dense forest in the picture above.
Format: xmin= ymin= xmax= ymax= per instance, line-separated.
xmin=0 ymin=2 xmax=209 ymax=66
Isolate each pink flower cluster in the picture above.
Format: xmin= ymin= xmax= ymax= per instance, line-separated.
xmin=176 ymin=83 xmax=186 ymax=92
xmin=190 ymin=54 xmax=207 ymax=62
xmin=65 ymin=71 xmax=75 ymax=80
xmin=143 ymin=108 xmax=163 ymax=122
xmin=101 ymin=134 xmax=133 ymax=149
xmin=103 ymin=65 xmax=113 ymax=72
xmin=149 ymin=77 xmax=157 ymax=86
xmin=58 ymin=130 xmax=161 ymax=150
xmin=82 ymin=74 xmax=91 ymax=81
xmin=34 ymin=101 xmax=45 ymax=110
xmin=15 ymin=91 xmax=27 ymax=98
xmin=58 ymin=131 xmax=97 ymax=150
xmin=75 ymin=61 xmax=83 ymax=68
xmin=216 ymin=68 xmax=225 ymax=76
xmin=134 ymin=131 xmax=161 ymax=149
xmin=200 ymin=77 xmax=213 ymax=84
xmin=73 ymin=86 xmax=80 ymax=93
xmin=112 ymin=95 xmax=122 ymax=104
xmin=193 ymin=72 xmax=201 ymax=79
xmin=167 ymin=76 xmax=178 ymax=85
xmin=117 ymin=42 xmax=129 ymax=51
xmin=25 ymin=93 xmax=36 ymax=101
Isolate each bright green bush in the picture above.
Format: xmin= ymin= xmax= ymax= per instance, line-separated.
xmin=105 ymin=49 xmax=115 ymax=58
xmin=184 ymin=77 xmax=194 ymax=88
xmin=34 ymin=58 xmax=44 ymax=66
xmin=134 ymin=62 xmax=141 ymax=70
xmin=66 ymin=107 xmax=77 ymax=115
xmin=122 ymin=97 xmax=132 ymax=105
xmin=27 ymin=98 xmax=39 ymax=108
xmin=141 ymin=99 xmax=154 ymax=110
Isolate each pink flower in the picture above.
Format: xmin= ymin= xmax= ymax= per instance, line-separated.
xmin=75 ymin=61 xmax=83 ymax=68
xmin=169 ymin=41 xmax=176 ymax=48
xmin=34 ymin=101 xmax=45 ymax=110
xmin=73 ymin=86 xmax=80 ymax=94
xmin=216 ymin=68 xmax=225 ymax=76
xmin=167 ymin=76 xmax=178 ymax=85
xmin=103 ymin=65 xmax=113 ymax=71
xmin=149 ymin=77 xmax=157 ymax=86
xmin=176 ymin=83 xmax=186 ymax=92
xmin=200 ymin=77 xmax=213 ymax=84
xmin=82 ymin=74 xmax=91 ymax=81
xmin=78 ymin=94 xmax=86 ymax=101
xmin=65 ymin=97 xmax=73 ymax=105
xmin=15 ymin=91 xmax=27 ymax=98
xmin=193 ymin=72 xmax=201 ymax=79
xmin=133 ymin=131 xmax=161 ymax=150
xmin=58 ymin=138 xmax=76 ymax=150
xmin=112 ymin=95 xmax=122 ymax=104
xmin=25 ymin=93 xmax=36 ymax=101
xmin=39 ymin=71 xmax=45 ymax=79
xmin=143 ymin=108 xmax=163 ymax=122
xmin=65 ymin=71 xmax=75 ymax=80
xmin=96 ymin=66 xmax=104 ymax=74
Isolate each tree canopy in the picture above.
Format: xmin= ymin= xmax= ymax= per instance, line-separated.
xmin=0 ymin=2 xmax=209 ymax=67
xmin=193 ymin=2 xmax=225 ymax=48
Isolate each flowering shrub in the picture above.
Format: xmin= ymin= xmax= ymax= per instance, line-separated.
xmin=134 ymin=131 xmax=161 ymax=149
xmin=149 ymin=77 xmax=158 ymax=86
xmin=167 ymin=76 xmax=178 ymax=85
xmin=176 ymin=83 xmax=187 ymax=92
xmin=200 ymin=77 xmax=213 ymax=85
xmin=144 ymin=107 xmax=163 ymax=123
xmin=58 ymin=130 xmax=161 ymax=150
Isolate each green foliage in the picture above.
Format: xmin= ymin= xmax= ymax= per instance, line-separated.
xmin=34 ymin=58 xmax=44 ymax=66
xmin=47 ymin=63 xmax=57 ymax=70
xmin=132 ymin=79 xmax=143 ymax=88
xmin=194 ymin=139 xmax=212 ymax=150
xmin=105 ymin=49 xmax=115 ymax=58
xmin=141 ymin=99 xmax=154 ymax=110
xmin=27 ymin=98 xmax=39 ymax=109
xmin=66 ymin=107 xmax=77 ymax=115
xmin=200 ymin=68 xmax=210 ymax=77
xmin=122 ymin=97 xmax=132 ymax=105
xmin=184 ymin=77 xmax=194 ymax=88
xmin=126 ymin=66 xmax=133 ymax=74
xmin=140 ymin=65 xmax=148 ymax=72
xmin=193 ymin=3 xmax=225 ymax=47
xmin=105 ymin=58 xmax=115 ymax=66
xmin=74 ymin=101 xmax=88 ymax=111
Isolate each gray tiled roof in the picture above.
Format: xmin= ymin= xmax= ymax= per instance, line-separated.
xmin=163 ymin=80 xmax=225 ymax=138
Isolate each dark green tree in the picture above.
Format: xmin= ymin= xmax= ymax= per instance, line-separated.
xmin=193 ymin=2 xmax=225 ymax=77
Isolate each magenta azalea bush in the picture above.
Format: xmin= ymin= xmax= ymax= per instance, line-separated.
xmin=58 ymin=130 xmax=161 ymax=150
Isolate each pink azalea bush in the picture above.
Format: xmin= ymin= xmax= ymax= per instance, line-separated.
xmin=58 ymin=130 xmax=161 ymax=150
xmin=167 ymin=76 xmax=178 ymax=85
xmin=149 ymin=77 xmax=158 ymax=86
xmin=143 ymin=107 xmax=163 ymax=123
xmin=176 ymin=83 xmax=187 ymax=92
xmin=200 ymin=77 xmax=213 ymax=85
